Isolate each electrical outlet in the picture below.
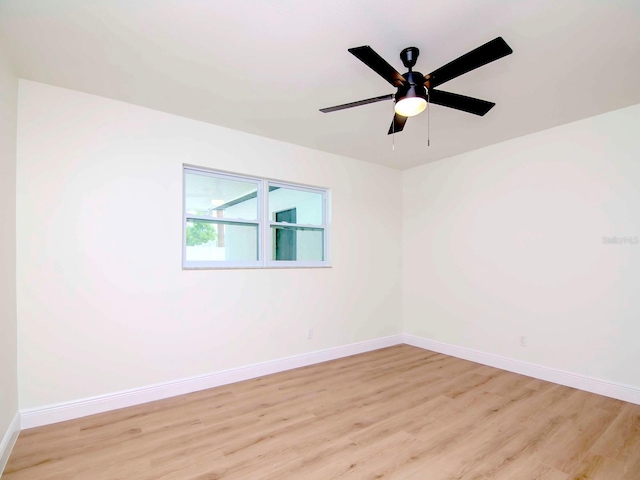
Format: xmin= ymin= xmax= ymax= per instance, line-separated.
xmin=307 ymin=328 xmax=314 ymax=339
xmin=520 ymin=335 xmax=527 ymax=347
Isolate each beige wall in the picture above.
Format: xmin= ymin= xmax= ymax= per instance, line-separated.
xmin=16 ymin=81 xmax=403 ymax=409
xmin=403 ymin=103 xmax=640 ymax=388
xmin=0 ymin=44 xmax=18 ymax=450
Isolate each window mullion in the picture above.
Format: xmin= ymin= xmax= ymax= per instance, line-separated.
xmin=260 ymin=179 xmax=267 ymax=266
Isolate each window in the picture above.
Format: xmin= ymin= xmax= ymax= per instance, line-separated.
xmin=183 ymin=166 xmax=329 ymax=268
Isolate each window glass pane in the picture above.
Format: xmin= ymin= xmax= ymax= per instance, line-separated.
xmin=185 ymin=220 xmax=258 ymax=262
xmin=185 ymin=172 xmax=258 ymax=221
xmin=268 ymin=187 xmax=323 ymax=225
xmin=270 ymin=225 xmax=324 ymax=262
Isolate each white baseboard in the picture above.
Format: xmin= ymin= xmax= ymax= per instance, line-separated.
xmin=20 ymin=334 xmax=403 ymax=429
xmin=404 ymin=334 xmax=640 ymax=405
xmin=16 ymin=333 xmax=640 ymax=433
xmin=0 ymin=411 xmax=20 ymax=477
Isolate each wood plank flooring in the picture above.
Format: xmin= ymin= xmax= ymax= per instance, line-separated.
xmin=5 ymin=345 xmax=640 ymax=479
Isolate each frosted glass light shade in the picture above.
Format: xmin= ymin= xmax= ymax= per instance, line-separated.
xmin=394 ymin=96 xmax=427 ymax=117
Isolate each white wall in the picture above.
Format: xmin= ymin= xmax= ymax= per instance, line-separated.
xmin=0 ymin=42 xmax=19 ymax=461
xmin=18 ymin=78 xmax=638 ymax=417
xmin=403 ymin=104 xmax=640 ymax=389
xmin=16 ymin=81 xmax=402 ymax=410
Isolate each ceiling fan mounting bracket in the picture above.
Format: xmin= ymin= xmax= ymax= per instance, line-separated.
xmin=400 ymin=47 xmax=420 ymax=70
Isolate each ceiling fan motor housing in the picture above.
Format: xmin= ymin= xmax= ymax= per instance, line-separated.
xmin=395 ymin=71 xmax=427 ymax=103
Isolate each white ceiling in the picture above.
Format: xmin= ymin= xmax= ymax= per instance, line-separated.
xmin=1 ymin=0 xmax=639 ymax=170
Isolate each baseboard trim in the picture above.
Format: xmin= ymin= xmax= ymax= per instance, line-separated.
xmin=16 ymin=333 xmax=640 ymax=431
xmin=0 ymin=411 xmax=20 ymax=477
xmin=404 ymin=334 xmax=640 ymax=405
xmin=20 ymin=334 xmax=403 ymax=429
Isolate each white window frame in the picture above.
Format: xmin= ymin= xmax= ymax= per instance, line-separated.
xmin=183 ymin=166 xmax=330 ymax=269
xmin=183 ymin=167 xmax=263 ymax=269
xmin=265 ymin=181 xmax=329 ymax=268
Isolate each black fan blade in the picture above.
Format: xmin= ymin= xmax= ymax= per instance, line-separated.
xmin=428 ymin=37 xmax=512 ymax=89
xmin=320 ymin=94 xmax=393 ymax=113
xmin=429 ymin=90 xmax=495 ymax=116
xmin=349 ymin=46 xmax=407 ymax=87
xmin=387 ymin=113 xmax=408 ymax=135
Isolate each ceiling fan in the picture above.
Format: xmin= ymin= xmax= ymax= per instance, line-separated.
xmin=320 ymin=37 xmax=513 ymax=134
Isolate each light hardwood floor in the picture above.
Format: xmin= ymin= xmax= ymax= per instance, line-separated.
xmin=4 ymin=345 xmax=640 ymax=479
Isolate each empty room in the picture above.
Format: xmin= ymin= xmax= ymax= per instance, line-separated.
xmin=1 ymin=1 xmax=639 ymax=479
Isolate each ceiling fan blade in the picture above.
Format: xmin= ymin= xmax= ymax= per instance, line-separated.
xmin=320 ymin=94 xmax=393 ymax=113
xmin=428 ymin=37 xmax=513 ymax=89
xmin=429 ymin=90 xmax=495 ymax=116
xmin=387 ymin=113 xmax=408 ymax=135
xmin=349 ymin=46 xmax=407 ymax=87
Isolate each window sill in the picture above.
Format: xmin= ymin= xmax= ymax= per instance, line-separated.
xmin=182 ymin=264 xmax=332 ymax=270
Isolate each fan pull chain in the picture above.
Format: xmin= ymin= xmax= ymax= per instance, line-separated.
xmin=392 ymin=101 xmax=395 ymax=151
xmin=427 ymin=92 xmax=431 ymax=147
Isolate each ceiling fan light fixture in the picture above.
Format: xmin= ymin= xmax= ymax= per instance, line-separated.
xmin=394 ymin=78 xmax=428 ymax=117
xmin=394 ymin=95 xmax=427 ymax=117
